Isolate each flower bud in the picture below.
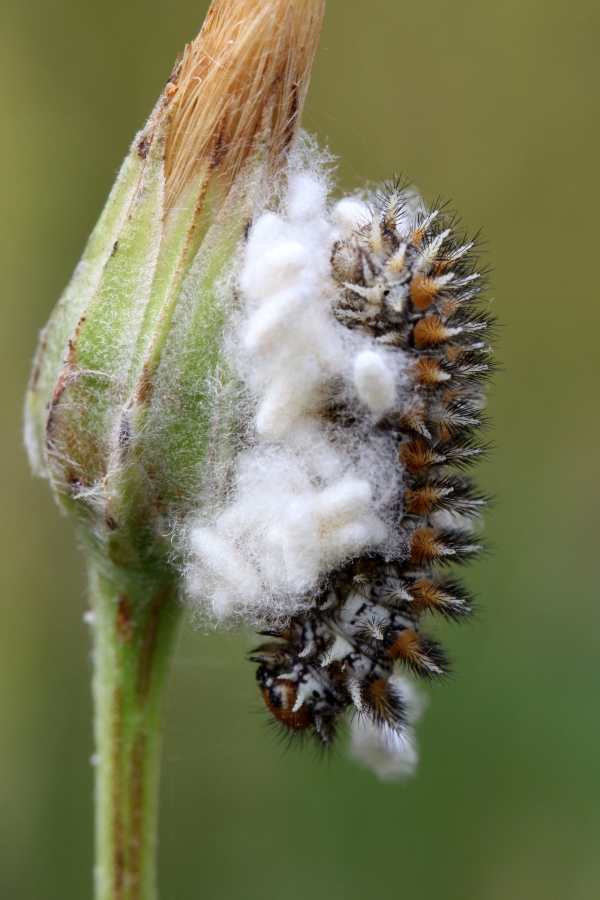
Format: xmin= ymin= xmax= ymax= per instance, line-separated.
xmin=25 ymin=0 xmax=326 ymax=568
xmin=25 ymin=0 xmax=496 ymax=782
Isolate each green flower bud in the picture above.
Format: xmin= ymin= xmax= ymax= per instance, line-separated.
xmin=25 ymin=0 xmax=326 ymax=573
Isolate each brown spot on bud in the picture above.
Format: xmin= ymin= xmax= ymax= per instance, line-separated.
xmin=116 ymin=594 xmax=134 ymax=642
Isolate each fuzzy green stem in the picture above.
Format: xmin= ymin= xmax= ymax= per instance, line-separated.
xmin=90 ymin=562 xmax=183 ymax=900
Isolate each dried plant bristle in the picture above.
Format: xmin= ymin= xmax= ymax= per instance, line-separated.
xmin=163 ymin=0 xmax=326 ymax=211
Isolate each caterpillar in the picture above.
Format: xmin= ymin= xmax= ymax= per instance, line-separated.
xmin=249 ymin=184 xmax=494 ymax=748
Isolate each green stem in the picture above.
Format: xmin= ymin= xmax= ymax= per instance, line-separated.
xmin=90 ymin=562 xmax=183 ymax=900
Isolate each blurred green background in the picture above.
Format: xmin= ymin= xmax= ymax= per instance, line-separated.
xmin=2 ymin=1 xmax=599 ymax=897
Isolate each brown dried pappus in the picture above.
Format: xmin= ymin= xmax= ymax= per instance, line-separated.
xmin=162 ymin=0 xmax=326 ymax=211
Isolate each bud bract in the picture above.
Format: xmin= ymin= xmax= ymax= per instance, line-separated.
xmin=25 ymin=1 xmax=326 ymax=573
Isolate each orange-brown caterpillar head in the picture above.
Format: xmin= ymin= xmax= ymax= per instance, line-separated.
xmin=254 ymin=653 xmax=345 ymax=744
xmin=260 ymin=679 xmax=312 ymax=732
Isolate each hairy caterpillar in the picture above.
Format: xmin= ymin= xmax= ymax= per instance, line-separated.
xmin=249 ymin=183 xmax=494 ymax=750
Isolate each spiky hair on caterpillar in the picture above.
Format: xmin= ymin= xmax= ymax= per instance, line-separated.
xmin=247 ymin=181 xmax=494 ymax=764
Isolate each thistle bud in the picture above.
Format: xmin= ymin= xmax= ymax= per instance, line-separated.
xmin=26 ymin=0 xmax=496 ymax=792
xmin=25 ymin=0 xmax=326 ymax=570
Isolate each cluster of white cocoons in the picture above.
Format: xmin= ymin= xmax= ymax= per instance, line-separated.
xmin=186 ymin=168 xmax=409 ymax=624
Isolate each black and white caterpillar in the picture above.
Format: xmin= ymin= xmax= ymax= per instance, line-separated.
xmin=249 ymin=184 xmax=493 ymax=749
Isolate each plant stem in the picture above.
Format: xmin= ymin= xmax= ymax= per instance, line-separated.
xmin=90 ymin=562 xmax=183 ymax=900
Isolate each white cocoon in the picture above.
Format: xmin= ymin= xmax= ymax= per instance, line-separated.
xmin=186 ymin=452 xmax=387 ymax=621
xmin=350 ymin=721 xmax=419 ymax=781
xmin=185 ymin=163 xmax=412 ymax=624
xmin=353 ymin=350 xmax=397 ymax=416
xmin=333 ymin=197 xmax=369 ymax=235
